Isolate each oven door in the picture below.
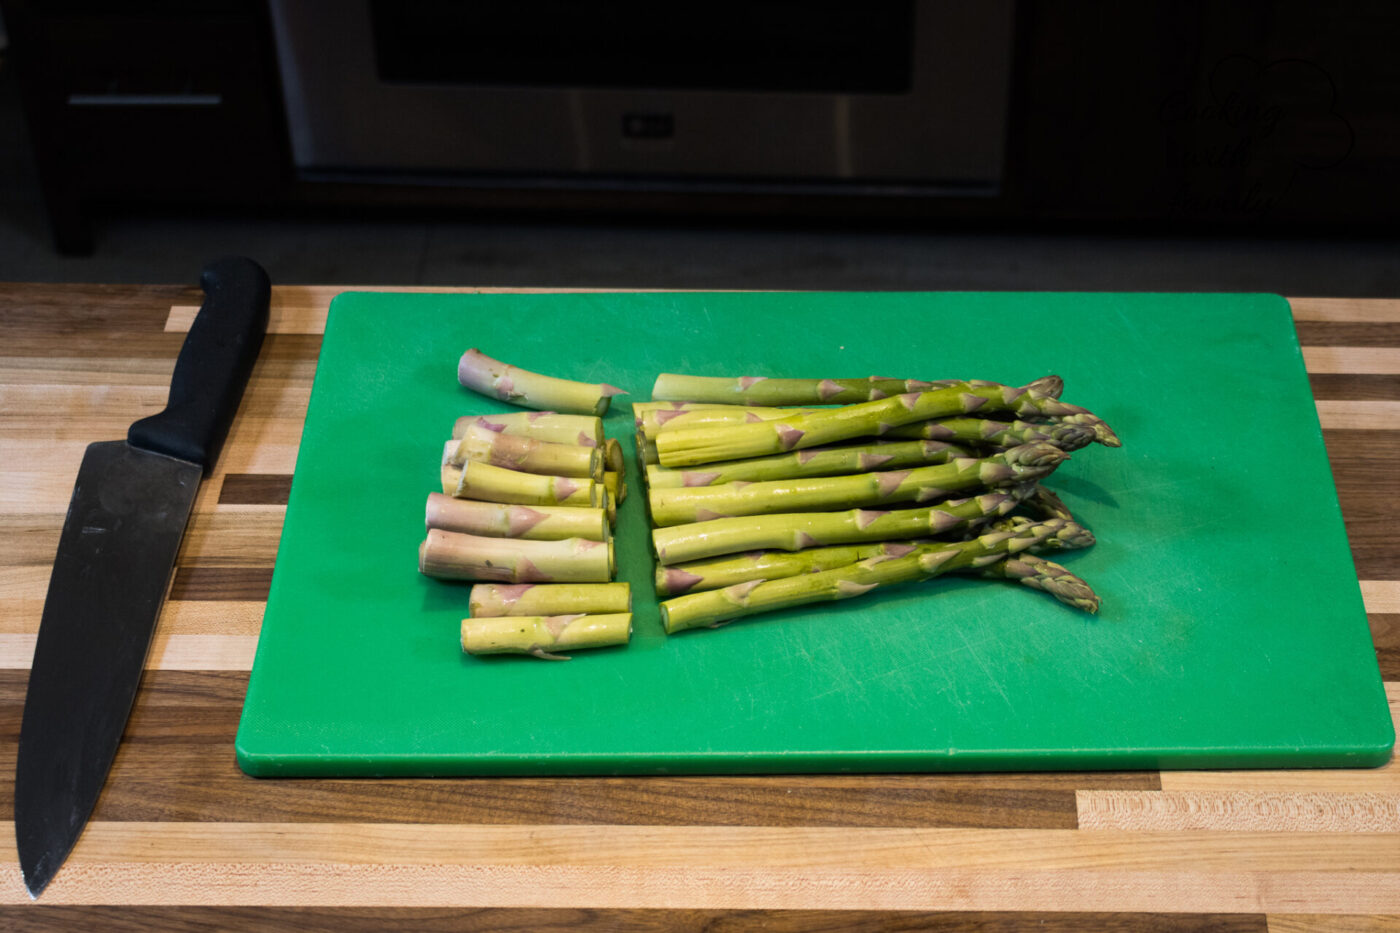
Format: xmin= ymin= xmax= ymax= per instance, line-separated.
xmin=269 ymin=0 xmax=1012 ymax=194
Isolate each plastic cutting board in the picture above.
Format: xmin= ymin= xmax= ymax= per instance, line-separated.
xmin=235 ymin=291 xmax=1394 ymax=776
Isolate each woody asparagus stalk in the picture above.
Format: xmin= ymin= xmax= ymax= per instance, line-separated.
xmin=459 ymin=348 xmax=627 ymax=416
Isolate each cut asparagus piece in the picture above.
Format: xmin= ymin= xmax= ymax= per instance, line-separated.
xmin=469 ymin=582 xmax=632 ymax=616
xmin=462 ymin=613 xmax=632 ymax=659
xmin=420 ymin=528 xmax=613 ymax=582
xmin=444 ymin=461 xmax=598 ymax=507
xmin=458 ymin=348 xmax=626 ymax=416
xmin=603 ymin=470 xmax=626 ymax=505
xmin=450 ymin=423 xmax=601 ymax=478
xmin=654 ymin=382 xmax=1091 ymax=468
xmin=637 ymin=431 xmax=659 ymax=465
xmin=660 ymin=517 xmax=1076 ymax=632
xmin=885 ymin=417 xmax=1095 ymax=452
xmin=454 ymin=412 xmax=603 ymax=448
xmin=425 ymin=492 xmax=609 ymax=541
xmin=645 ymin=439 xmax=971 ymax=489
xmin=978 ymin=555 xmax=1100 ymax=614
xmin=647 ymin=443 xmax=1066 ymax=527
xmin=655 ymin=540 xmax=927 ymax=596
xmin=652 ymin=489 xmax=1023 ymax=565
xmin=604 ymin=438 xmax=624 ymax=472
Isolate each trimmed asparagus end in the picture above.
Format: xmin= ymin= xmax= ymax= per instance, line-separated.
xmin=469 ymin=582 xmax=632 ymax=616
xmin=420 ymin=529 xmax=612 ymax=582
xmin=458 ymin=348 xmax=628 ymax=415
xmin=462 ymin=612 xmax=632 ymax=658
xmin=426 ymin=492 xmax=608 ymax=541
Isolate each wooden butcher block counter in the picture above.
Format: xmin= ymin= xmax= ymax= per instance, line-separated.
xmin=1 ymin=282 xmax=1397 ymax=931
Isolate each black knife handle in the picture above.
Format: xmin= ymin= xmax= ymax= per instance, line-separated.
xmin=128 ymin=256 xmax=271 ymax=468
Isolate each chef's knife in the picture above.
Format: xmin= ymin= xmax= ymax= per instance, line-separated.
xmin=15 ymin=256 xmax=270 ymax=898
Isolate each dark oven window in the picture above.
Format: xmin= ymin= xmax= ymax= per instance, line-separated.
xmin=369 ymin=0 xmax=914 ymax=94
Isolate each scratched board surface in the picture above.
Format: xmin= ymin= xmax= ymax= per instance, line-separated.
xmin=235 ymin=292 xmax=1393 ymax=776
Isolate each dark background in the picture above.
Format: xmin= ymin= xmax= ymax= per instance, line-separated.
xmin=2 ymin=0 xmax=1397 ymax=293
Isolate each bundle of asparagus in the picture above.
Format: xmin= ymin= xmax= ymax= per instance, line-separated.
xmin=637 ymin=371 xmax=1118 ymax=634
xmin=421 ymin=354 xmax=635 ymax=659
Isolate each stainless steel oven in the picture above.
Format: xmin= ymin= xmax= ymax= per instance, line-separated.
xmin=269 ymin=0 xmax=1014 ymax=196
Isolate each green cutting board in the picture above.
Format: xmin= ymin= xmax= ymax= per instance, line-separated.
xmin=235 ymin=291 xmax=1393 ymax=776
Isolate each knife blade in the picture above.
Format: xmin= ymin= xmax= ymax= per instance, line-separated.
xmin=15 ymin=256 xmax=270 ymax=898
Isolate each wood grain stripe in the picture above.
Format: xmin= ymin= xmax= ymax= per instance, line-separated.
xmin=166 ymin=288 xmax=682 ymax=336
xmin=1290 ymin=298 xmax=1400 ymax=323
xmin=1303 ymin=347 xmax=1400 ymax=375
xmin=169 ymin=303 xmax=329 ymax=336
xmin=219 ymin=474 xmax=293 ymax=505
xmin=1316 ymin=401 xmax=1400 ymax=430
xmin=73 ymin=753 xmax=1100 ymax=829
xmin=0 ymin=598 xmax=263 ymax=638
xmin=1268 ymin=915 xmax=1400 ymax=933
xmin=1 ymin=823 xmax=1399 ymax=910
xmin=177 ymin=512 xmax=286 ymax=565
xmin=0 ymin=633 xmax=257 ymax=671
xmin=169 ymin=291 xmax=1400 ymax=337
xmin=1373 ymin=615 xmax=1400 ymax=679
xmin=1329 ymin=431 xmax=1400 ymax=581
xmin=1363 ymin=583 xmax=1400 ymax=614
xmin=169 ymin=567 xmax=274 ymax=602
xmin=1076 ymin=791 xmax=1400 ymax=832
xmin=1316 ymin=400 xmax=1394 ymax=428
xmin=0 ymin=907 xmax=1273 ymax=932
xmin=1310 ymin=373 xmax=1400 ymax=401
xmin=1294 ymin=323 xmax=1400 ymax=347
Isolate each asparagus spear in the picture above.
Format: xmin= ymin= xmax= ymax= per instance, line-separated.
xmin=654 ymin=382 xmax=1099 ymax=468
xmin=979 ymin=555 xmax=1100 ymax=614
xmin=639 ymin=405 xmax=814 ymax=440
xmin=632 ymin=400 xmax=747 ymax=418
xmin=425 ymin=492 xmax=609 ymax=541
xmin=462 ymin=613 xmax=632 ymax=660
xmin=650 ymin=373 xmax=1067 ymax=406
xmin=644 ymin=439 xmax=970 ymax=489
xmin=651 ymin=373 xmax=929 ymax=405
xmin=469 ymin=582 xmax=632 ymax=616
xmin=647 ymin=443 xmax=1066 ymax=527
xmin=651 ymin=489 xmax=1024 ymax=565
xmin=1021 ymin=374 xmax=1064 ymax=399
xmin=657 ymin=515 xmax=1094 ymax=595
xmin=458 ymin=348 xmax=627 ymax=416
xmin=1046 ymin=411 xmax=1122 ymax=447
xmin=660 ymin=517 xmax=1077 ymax=632
xmin=655 ymin=540 xmax=926 ymax=596
xmin=450 ymin=423 xmax=601 ymax=478
xmin=1016 ymin=485 xmax=1076 ymax=522
xmin=420 ymin=528 xmax=613 ymax=583
xmin=454 ymin=412 xmax=603 ymax=448
xmin=885 ymin=417 xmax=1095 ymax=452
xmin=443 ymin=461 xmax=598 ymax=508
xmin=989 ymin=514 xmax=1097 ymax=551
